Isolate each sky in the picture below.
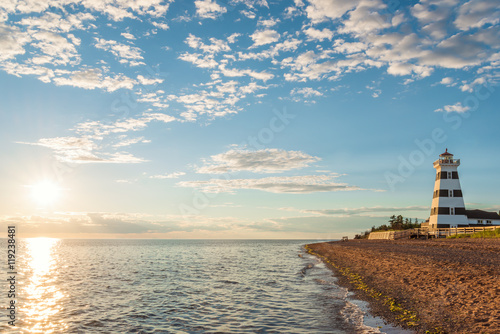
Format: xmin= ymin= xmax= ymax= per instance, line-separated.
xmin=0 ymin=0 xmax=499 ymax=239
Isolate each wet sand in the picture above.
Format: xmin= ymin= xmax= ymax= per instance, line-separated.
xmin=306 ymin=239 xmax=500 ymax=334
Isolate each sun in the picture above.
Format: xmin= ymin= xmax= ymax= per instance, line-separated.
xmin=30 ymin=181 xmax=62 ymax=207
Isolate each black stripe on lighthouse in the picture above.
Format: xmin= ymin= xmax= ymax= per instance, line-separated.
xmin=436 ymin=171 xmax=460 ymax=180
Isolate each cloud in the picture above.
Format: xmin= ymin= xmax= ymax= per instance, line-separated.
xmin=19 ymin=111 xmax=175 ymax=163
xmin=440 ymin=77 xmax=454 ymax=85
xmin=218 ymin=64 xmax=274 ymax=81
xmin=195 ymin=148 xmax=320 ymax=174
xmin=112 ymin=136 xmax=151 ymax=147
xmin=291 ymin=87 xmax=323 ymax=98
xmin=150 ymin=172 xmax=186 ymax=179
xmin=31 ymin=31 xmax=81 ymax=65
xmin=250 ymin=29 xmax=280 ymax=47
xmin=305 ymin=0 xmax=360 ymax=23
xmin=454 ymin=0 xmax=500 ymax=31
xmin=18 ymin=12 xmax=96 ymax=33
xmin=0 ymin=23 xmax=30 ymax=61
xmin=240 ymin=10 xmax=256 ymax=19
xmin=178 ymin=52 xmax=218 ymax=68
xmin=151 ymin=21 xmax=169 ymax=30
xmin=257 ymin=17 xmax=279 ymax=27
xmin=94 ymin=37 xmax=144 ymax=63
xmin=303 ymin=27 xmax=334 ymax=41
xmin=178 ymin=174 xmax=366 ymax=194
xmin=137 ymin=74 xmax=163 ymax=85
xmin=337 ymin=0 xmax=390 ymax=37
xmin=20 ymin=136 xmax=147 ymax=163
xmin=434 ymin=102 xmax=470 ymax=113
xmin=75 ymin=112 xmax=176 ymax=136
xmin=52 ymin=68 xmax=137 ymax=92
xmin=302 ymin=205 xmax=429 ymax=216
xmin=121 ymin=32 xmax=136 ymax=40
xmin=195 ymin=0 xmax=227 ymax=19
xmin=185 ymin=34 xmax=230 ymax=53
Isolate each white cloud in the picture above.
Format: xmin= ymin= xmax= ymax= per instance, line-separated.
xmin=434 ymin=102 xmax=471 ymax=113
xmin=18 ymin=12 xmax=96 ymax=33
xmin=387 ymin=62 xmax=433 ymax=78
xmin=303 ymin=205 xmax=429 ymax=216
xmin=52 ymin=68 xmax=137 ymax=92
xmin=240 ymin=10 xmax=256 ymax=19
xmin=337 ymin=1 xmax=390 ymax=37
xmin=195 ymin=148 xmax=321 ymax=174
xmin=455 ymin=0 xmax=499 ymax=31
xmin=195 ymin=0 xmax=227 ymax=19
xmin=178 ymin=174 xmax=364 ymax=194
xmin=305 ymin=0 xmax=360 ymax=23
xmin=333 ymin=39 xmax=366 ymax=54
xmin=32 ymin=137 xmax=148 ymax=163
xmin=121 ymin=32 xmax=136 ymax=40
xmin=75 ymin=112 xmax=176 ymax=137
xmin=440 ymin=77 xmax=454 ymax=85
xmin=112 ymin=136 xmax=151 ymax=147
xmin=291 ymin=87 xmax=323 ymax=98
xmin=250 ymin=29 xmax=280 ymax=47
xmin=94 ymin=38 xmax=143 ymax=61
xmin=227 ymin=33 xmax=241 ymax=44
xmin=0 ymin=23 xmax=30 ymax=61
xmin=257 ymin=17 xmax=279 ymax=27
xmin=218 ymin=64 xmax=274 ymax=81
xmin=151 ymin=21 xmax=169 ymax=30
xmin=150 ymin=172 xmax=186 ymax=179
xmin=137 ymin=74 xmax=163 ymax=85
xmin=178 ymin=52 xmax=218 ymax=68
xmin=31 ymin=31 xmax=81 ymax=65
xmin=185 ymin=34 xmax=230 ymax=53
xmin=21 ymin=136 xmax=146 ymax=164
xmin=303 ymin=27 xmax=334 ymax=41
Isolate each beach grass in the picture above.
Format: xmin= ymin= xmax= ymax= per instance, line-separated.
xmin=447 ymin=228 xmax=500 ymax=239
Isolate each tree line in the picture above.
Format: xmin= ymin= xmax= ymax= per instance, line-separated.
xmin=354 ymin=215 xmax=421 ymax=239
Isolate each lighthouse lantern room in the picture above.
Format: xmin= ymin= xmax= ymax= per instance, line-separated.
xmin=429 ymin=149 xmax=468 ymax=229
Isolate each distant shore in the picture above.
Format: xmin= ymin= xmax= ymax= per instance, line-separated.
xmin=306 ymin=239 xmax=500 ymax=334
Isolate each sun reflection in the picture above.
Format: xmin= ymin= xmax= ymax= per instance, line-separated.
xmin=21 ymin=238 xmax=68 ymax=333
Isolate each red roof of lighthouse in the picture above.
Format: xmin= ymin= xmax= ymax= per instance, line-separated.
xmin=440 ymin=148 xmax=453 ymax=156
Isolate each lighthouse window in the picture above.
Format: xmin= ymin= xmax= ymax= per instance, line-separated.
xmin=447 ymin=172 xmax=452 ymax=179
xmin=487 ymin=220 xmax=492 ymax=224
xmin=450 ymin=208 xmax=454 ymax=215
xmin=453 ymin=190 xmax=463 ymax=197
xmin=477 ymin=220 xmax=483 ymax=224
xmin=449 ymin=190 xmax=453 ymax=197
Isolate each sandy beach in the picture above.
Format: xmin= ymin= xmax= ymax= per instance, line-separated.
xmin=306 ymin=239 xmax=500 ymax=334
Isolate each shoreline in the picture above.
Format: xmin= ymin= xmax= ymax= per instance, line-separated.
xmin=305 ymin=239 xmax=500 ymax=334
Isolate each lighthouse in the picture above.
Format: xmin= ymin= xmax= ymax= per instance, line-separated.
xmin=429 ymin=149 xmax=468 ymax=229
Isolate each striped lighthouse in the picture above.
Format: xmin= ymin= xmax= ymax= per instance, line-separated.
xmin=429 ymin=149 xmax=468 ymax=229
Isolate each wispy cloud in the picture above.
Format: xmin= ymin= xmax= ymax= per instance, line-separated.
xmin=434 ymin=102 xmax=470 ymax=113
xmin=195 ymin=148 xmax=320 ymax=174
xmin=150 ymin=172 xmax=186 ymax=179
xmin=302 ymin=205 xmax=429 ymax=216
xmin=250 ymin=29 xmax=280 ymax=47
xmin=178 ymin=174 xmax=368 ymax=194
xmin=195 ymin=0 xmax=227 ymax=19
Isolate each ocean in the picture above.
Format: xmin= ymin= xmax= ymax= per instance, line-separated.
xmin=1 ymin=239 xmax=411 ymax=333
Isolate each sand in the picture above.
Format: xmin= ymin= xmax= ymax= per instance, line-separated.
xmin=306 ymin=239 xmax=500 ymax=334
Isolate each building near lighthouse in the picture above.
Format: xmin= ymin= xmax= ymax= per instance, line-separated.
xmin=427 ymin=149 xmax=500 ymax=229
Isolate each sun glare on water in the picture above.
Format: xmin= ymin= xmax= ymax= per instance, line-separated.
xmin=30 ymin=181 xmax=62 ymax=207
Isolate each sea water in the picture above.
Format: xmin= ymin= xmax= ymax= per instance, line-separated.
xmin=0 ymin=239 xmax=412 ymax=333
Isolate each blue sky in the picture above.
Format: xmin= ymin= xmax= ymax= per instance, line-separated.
xmin=1 ymin=0 xmax=499 ymax=238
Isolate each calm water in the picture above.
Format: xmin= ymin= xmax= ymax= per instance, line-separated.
xmin=0 ymin=239 xmax=410 ymax=333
